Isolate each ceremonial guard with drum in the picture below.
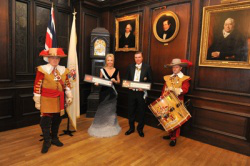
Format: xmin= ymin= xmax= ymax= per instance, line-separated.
xmin=161 ymin=58 xmax=192 ymax=146
xmin=33 ymin=48 xmax=73 ymax=153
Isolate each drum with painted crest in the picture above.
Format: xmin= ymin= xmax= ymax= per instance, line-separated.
xmin=148 ymin=91 xmax=191 ymax=133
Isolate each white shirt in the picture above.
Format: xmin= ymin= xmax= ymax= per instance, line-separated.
xmin=170 ymin=71 xmax=184 ymax=78
xmin=125 ymin=32 xmax=130 ymax=38
xmin=132 ymin=63 xmax=147 ymax=98
xmin=163 ymin=33 xmax=167 ymax=40
xmin=222 ymin=29 xmax=230 ymax=38
xmin=133 ymin=63 xmax=142 ymax=82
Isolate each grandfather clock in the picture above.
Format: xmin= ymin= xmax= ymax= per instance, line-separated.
xmin=86 ymin=27 xmax=110 ymax=117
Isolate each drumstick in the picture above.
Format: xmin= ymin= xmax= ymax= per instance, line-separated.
xmin=170 ymin=92 xmax=185 ymax=118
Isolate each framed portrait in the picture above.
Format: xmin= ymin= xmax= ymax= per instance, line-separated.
xmin=199 ymin=1 xmax=250 ymax=69
xmin=115 ymin=14 xmax=139 ymax=52
xmin=153 ymin=11 xmax=180 ymax=43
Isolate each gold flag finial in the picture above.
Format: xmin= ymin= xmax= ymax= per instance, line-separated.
xmin=73 ymin=8 xmax=77 ymax=16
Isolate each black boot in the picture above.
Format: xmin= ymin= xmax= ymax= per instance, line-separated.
xmin=51 ymin=114 xmax=63 ymax=147
xmin=40 ymin=116 xmax=52 ymax=153
xmin=169 ymin=139 xmax=177 ymax=147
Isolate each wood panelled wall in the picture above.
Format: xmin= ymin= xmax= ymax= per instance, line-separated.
xmin=189 ymin=0 xmax=250 ymax=156
xmin=83 ymin=0 xmax=249 ymax=155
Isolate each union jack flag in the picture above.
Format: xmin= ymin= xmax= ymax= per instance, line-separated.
xmin=45 ymin=5 xmax=57 ymax=50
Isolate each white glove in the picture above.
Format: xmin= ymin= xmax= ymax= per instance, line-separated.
xmin=167 ymin=87 xmax=182 ymax=96
xmin=66 ymin=91 xmax=73 ymax=105
xmin=66 ymin=98 xmax=73 ymax=104
xmin=168 ymin=87 xmax=174 ymax=91
xmin=33 ymin=96 xmax=41 ymax=110
xmin=174 ymin=88 xmax=182 ymax=96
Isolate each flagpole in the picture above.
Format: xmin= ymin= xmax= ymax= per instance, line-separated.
xmin=59 ymin=9 xmax=77 ymax=137
xmin=60 ymin=8 xmax=80 ymax=136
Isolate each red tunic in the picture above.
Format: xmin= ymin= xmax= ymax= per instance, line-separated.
xmin=33 ymin=65 xmax=71 ymax=115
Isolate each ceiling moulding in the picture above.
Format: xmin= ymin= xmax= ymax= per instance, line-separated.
xmin=79 ymin=0 xmax=151 ymax=8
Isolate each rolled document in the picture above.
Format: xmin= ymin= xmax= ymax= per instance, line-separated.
xmin=122 ymin=80 xmax=151 ymax=90
xmin=84 ymin=74 xmax=113 ymax=87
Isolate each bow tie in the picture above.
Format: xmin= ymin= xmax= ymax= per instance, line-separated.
xmin=135 ymin=64 xmax=141 ymax=68
xmin=135 ymin=65 xmax=141 ymax=71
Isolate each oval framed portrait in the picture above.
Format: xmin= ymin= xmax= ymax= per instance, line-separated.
xmin=153 ymin=11 xmax=180 ymax=43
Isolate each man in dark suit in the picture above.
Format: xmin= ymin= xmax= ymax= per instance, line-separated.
xmin=119 ymin=24 xmax=135 ymax=48
xmin=125 ymin=52 xmax=153 ymax=137
xmin=207 ymin=18 xmax=248 ymax=61
xmin=161 ymin=19 xmax=174 ymax=40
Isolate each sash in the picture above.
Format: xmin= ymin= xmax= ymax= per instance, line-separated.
xmin=100 ymin=68 xmax=118 ymax=95
xmin=41 ymin=88 xmax=65 ymax=110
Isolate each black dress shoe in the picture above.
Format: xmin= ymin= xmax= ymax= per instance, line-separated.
xmin=138 ymin=131 xmax=144 ymax=137
xmin=169 ymin=139 xmax=177 ymax=147
xmin=162 ymin=135 xmax=171 ymax=140
xmin=125 ymin=129 xmax=135 ymax=135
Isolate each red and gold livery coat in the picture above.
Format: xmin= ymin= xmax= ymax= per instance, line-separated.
xmin=161 ymin=72 xmax=191 ymax=101
xmin=34 ymin=64 xmax=71 ymax=114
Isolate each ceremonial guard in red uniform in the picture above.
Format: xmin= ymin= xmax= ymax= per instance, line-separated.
xmin=161 ymin=58 xmax=192 ymax=146
xmin=33 ymin=48 xmax=73 ymax=153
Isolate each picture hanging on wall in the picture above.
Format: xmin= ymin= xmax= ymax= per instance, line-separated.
xmin=199 ymin=1 xmax=250 ymax=69
xmin=115 ymin=14 xmax=139 ymax=52
xmin=153 ymin=10 xmax=180 ymax=43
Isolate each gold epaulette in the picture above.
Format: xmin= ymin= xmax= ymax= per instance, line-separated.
xmin=37 ymin=66 xmax=46 ymax=74
xmin=163 ymin=75 xmax=171 ymax=82
xmin=181 ymin=75 xmax=190 ymax=82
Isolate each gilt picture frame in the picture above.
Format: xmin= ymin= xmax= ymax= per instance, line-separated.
xmin=199 ymin=1 xmax=250 ymax=69
xmin=115 ymin=14 xmax=139 ymax=52
xmin=153 ymin=11 xmax=180 ymax=43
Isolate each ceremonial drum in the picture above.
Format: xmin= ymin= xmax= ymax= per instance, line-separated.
xmin=148 ymin=91 xmax=191 ymax=133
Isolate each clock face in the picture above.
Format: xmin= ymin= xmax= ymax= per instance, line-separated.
xmin=94 ymin=39 xmax=106 ymax=56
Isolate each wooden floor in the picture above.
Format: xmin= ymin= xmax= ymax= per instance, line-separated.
xmin=0 ymin=115 xmax=249 ymax=166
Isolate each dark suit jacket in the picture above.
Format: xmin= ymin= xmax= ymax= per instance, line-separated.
xmin=207 ymin=30 xmax=248 ymax=61
xmin=119 ymin=33 xmax=135 ymax=48
xmin=126 ymin=63 xmax=153 ymax=83
xmin=160 ymin=28 xmax=174 ymax=40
